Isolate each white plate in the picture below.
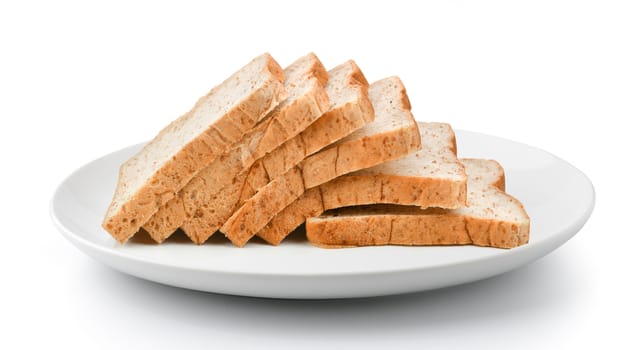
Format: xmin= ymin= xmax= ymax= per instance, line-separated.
xmin=50 ymin=130 xmax=594 ymax=299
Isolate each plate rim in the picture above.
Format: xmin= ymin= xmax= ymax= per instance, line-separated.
xmin=50 ymin=129 xmax=595 ymax=285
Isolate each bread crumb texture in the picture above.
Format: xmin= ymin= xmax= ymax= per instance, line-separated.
xmin=305 ymin=159 xmax=529 ymax=249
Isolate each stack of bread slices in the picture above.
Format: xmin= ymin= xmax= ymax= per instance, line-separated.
xmin=102 ymin=53 xmax=530 ymax=249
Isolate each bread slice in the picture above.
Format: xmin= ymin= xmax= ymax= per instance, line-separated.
xmin=102 ymin=53 xmax=287 ymax=243
xmin=142 ymin=53 xmax=329 ymax=242
xmin=258 ymin=122 xmax=466 ymax=245
xmin=221 ymin=76 xmax=421 ymax=247
xmin=306 ymin=159 xmax=530 ymax=249
xmin=180 ymin=60 xmax=374 ymax=244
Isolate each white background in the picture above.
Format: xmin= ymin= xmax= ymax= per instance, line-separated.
xmin=1 ymin=0 xmax=632 ymax=349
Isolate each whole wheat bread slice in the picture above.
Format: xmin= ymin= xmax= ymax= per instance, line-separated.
xmin=306 ymin=159 xmax=530 ymax=249
xmin=221 ymin=76 xmax=421 ymax=247
xmin=259 ymin=122 xmax=467 ymax=245
xmin=102 ymin=53 xmax=287 ymax=243
xmin=181 ymin=60 xmax=374 ymax=244
xmin=257 ymin=122 xmax=466 ymax=245
xmin=142 ymin=53 xmax=329 ymax=242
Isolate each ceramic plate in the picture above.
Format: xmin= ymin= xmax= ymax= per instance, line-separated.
xmin=50 ymin=130 xmax=594 ymax=299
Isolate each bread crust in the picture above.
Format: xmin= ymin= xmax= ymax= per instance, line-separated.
xmin=300 ymin=121 xmax=421 ymax=188
xmin=221 ymin=77 xmax=420 ymax=247
xmin=102 ymin=53 xmax=286 ymax=243
xmin=257 ymin=122 xmax=466 ymax=245
xmin=181 ymin=61 xmax=374 ymax=244
xmin=306 ymin=159 xmax=530 ymax=249
xmin=142 ymin=54 xmax=329 ymax=242
xmin=258 ymin=187 xmax=324 ymax=245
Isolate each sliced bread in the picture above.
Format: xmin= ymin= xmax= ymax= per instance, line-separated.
xmin=102 ymin=53 xmax=287 ymax=243
xmin=220 ymin=76 xmax=421 ymax=247
xmin=142 ymin=53 xmax=329 ymax=242
xmin=257 ymin=122 xmax=466 ymax=245
xmin=180 ymin=60 xmax=374 ymax=244
xmin=306 ymin=159 xmax=530 ymax=249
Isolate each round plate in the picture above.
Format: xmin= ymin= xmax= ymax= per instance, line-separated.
xmin=50 ymin=130 xmax=595 ymax=299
